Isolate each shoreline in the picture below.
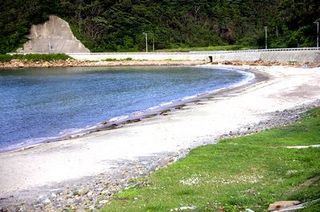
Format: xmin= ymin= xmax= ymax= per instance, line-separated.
xmin=1 ymin=65 xmax=320 ymax=210
xmin=0 ymin=58 xmax=319 ymax=69
xmin=2 ymin=101 xmax=320 ymax=210
xmin=0 ymin=59 xmax=205 ymax=69
xmin=0 ymin=65 xmax=257 ymax=154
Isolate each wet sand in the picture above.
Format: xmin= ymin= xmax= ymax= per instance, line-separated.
xmin=0 ymin=65 xmax=320 ymax=209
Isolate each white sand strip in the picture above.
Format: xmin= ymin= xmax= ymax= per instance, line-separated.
xmin=0 ymin=65 xmax=320 ymax=197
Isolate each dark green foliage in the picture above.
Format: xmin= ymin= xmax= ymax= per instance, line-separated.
xmin=17 ymin=53 xmax=71 ymax=61
xmin=1 ymin=0 xmax=319 ymax=53
xmin=268 ymin=0 xmax=320 ymax=48
xmin=0 ymin=54 xmax=71 ymax=62
xmin=0 ymin=54 xmax=13 ymax=62
xmin=0 ymin=0 xmax=60 ymax=53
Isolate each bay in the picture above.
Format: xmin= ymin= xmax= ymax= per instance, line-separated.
xmin=0 ymin=66 xmax=252 ymax=151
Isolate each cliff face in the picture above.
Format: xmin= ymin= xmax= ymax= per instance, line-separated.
xmin=17 ymin=16 xmax=90 ymax=53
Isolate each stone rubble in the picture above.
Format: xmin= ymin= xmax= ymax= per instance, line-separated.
xmin=0 ymin=59 xmax=205 ymax=69
xmin=0 ymin=58 xmax=319 ymax=69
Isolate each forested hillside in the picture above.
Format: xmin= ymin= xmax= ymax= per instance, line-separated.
xmin=1 ymin=0 xmax=319 ymax=53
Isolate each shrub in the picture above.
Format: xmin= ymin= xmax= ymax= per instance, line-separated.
xmin=0 ymin=54 xmax=71 ymax=62
xmin=0 ymin=54 xmax=13 ymax=62
xmin=20 ymin=54 xmax=71 ymax=61
xmin=103 ymin=58 xmax=117 ymax=61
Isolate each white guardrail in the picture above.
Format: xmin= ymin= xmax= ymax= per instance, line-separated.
xmin=190 ymin=47 xmax=320 ymax=55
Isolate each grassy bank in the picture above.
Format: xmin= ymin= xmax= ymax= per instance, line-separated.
xmin=102 ymin=108 xmax=320 ymax=211
xmin=0 ymin=54 xmax=71 ymax=62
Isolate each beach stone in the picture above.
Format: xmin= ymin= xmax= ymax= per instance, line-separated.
xmin=170 ymin=205 xmax=196 ymax=211
xmin=89 ymin=205 xmax=95 ymax=210
xmin=268 ymin=200 xmax=301 ymax=211
xmin=51 ymin=193 xmax=57 ymax=198
xmin=43 ymin=198 xmax=51 ymax=204
xmin=100 ymin=189 xmax=110 ymax=195
xmin=78 ymin=188 xmax=89 ymax=196
xmin=99 ymin=199 xmax=108 ymax=205
xmin=87 ymin=191 xmax=94 ymax=197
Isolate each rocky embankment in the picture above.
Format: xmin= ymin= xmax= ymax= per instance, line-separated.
xmin=0 ymin=59 xmax=205 ymax=68
xmin=214 ymin=60 xmax=320 ymax=68
xmin=1 ymin=99 xmax=320 ymax=211
xmin=0 ymin=59 xmax=319 ymax=69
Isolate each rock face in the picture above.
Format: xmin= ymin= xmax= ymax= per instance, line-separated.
xmin=17 ymin=15 xmax=90 ymax=53
xmin=268 ymin=201 xmax=301 ymax=211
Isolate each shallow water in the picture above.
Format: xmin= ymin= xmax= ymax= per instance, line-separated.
xmin=0 ymin=66 xmax=251 ymax=151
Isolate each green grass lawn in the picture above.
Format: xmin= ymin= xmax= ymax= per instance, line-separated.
xmin=102 ymin=108 xmax=320 ymax=212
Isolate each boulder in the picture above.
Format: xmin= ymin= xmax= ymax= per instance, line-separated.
xmin=268 ymin=200 xmax=301 ymax=211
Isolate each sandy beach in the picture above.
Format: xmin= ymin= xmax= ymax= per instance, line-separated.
xmin=0 ymin=65 xmax=320 ymax=210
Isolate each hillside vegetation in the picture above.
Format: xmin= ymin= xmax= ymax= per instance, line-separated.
xmin=1 ymin=0 xmax=319 ymax=53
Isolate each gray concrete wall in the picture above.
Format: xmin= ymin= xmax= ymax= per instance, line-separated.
xmin=260 ymin=51 xmax=320 ymax=63
xmin=68 ymin=52 xmax=206 ymax=61
xmin=17 ymin=16 xmax=90 ymax=53
xmin=68 ymin=49 xmax=320 ymax=64
xmin=208 ymin=52 xmax=261 ymax=62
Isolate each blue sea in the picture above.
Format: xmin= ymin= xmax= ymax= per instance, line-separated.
xmin=0 ymin=66 xmax=254 ymax=151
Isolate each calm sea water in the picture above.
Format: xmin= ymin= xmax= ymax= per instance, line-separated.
xmin=0 ymin=66 xmax=253 ymax=151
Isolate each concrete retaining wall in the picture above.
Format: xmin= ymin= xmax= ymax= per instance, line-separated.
xmin=68 ymin=52 xmax=206 ymax=61
xmin=260 ymin=51 xmax=320 ymax=63
xmin=68 ymin=49 xmax=320 ymax=64
xmin=17 ymin=16 xmax=90 ymax=53
xmin=208 ymin=52 xmax=261 ymax=62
